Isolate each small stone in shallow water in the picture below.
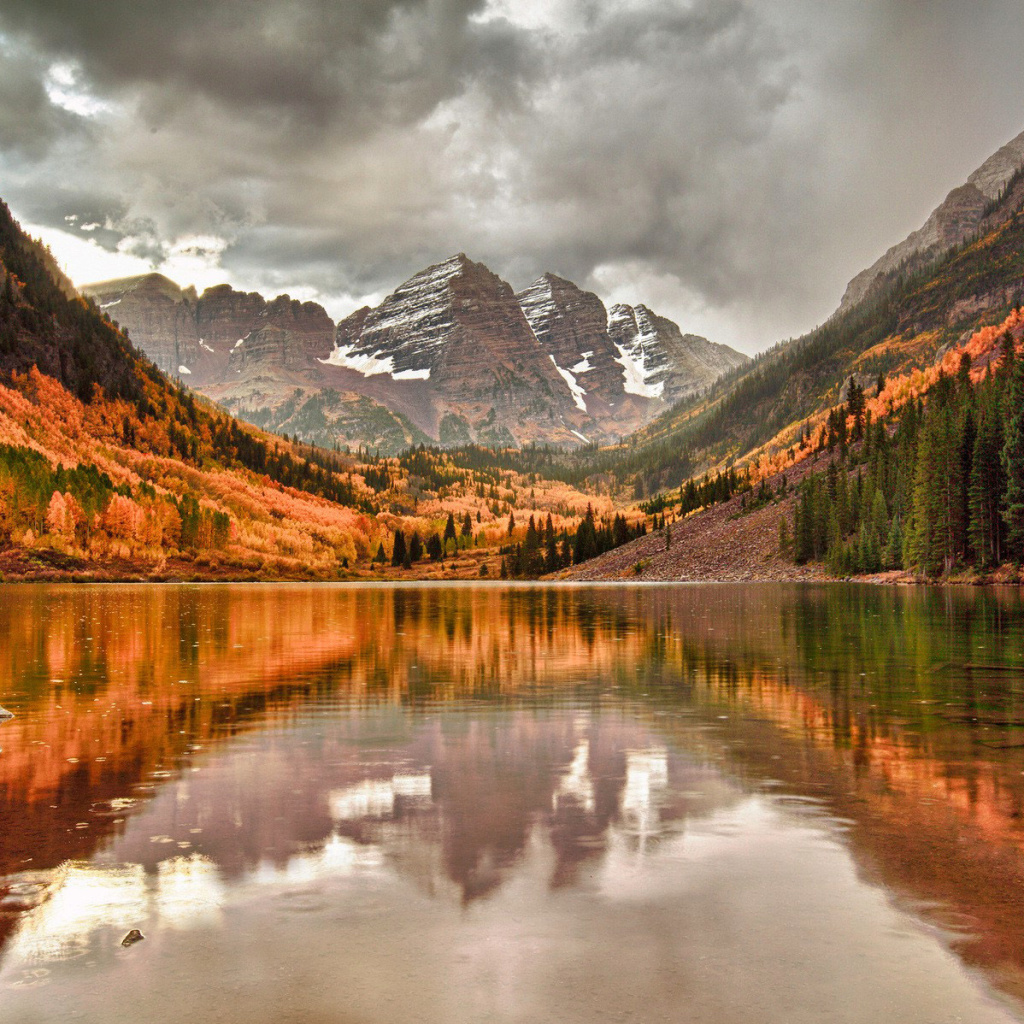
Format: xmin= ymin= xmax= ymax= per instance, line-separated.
xmin=121 ymin=930 xmax=144 ymax=947
xmin=0 ymin=706 xmax=12 ymax=719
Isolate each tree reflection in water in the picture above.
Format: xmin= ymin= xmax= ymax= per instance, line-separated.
xmin=0 ymin=583 xmax=1023 ymax=1019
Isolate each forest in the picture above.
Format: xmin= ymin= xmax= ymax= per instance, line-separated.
xmin=788 ymin=328 xmax=1024 ymax=577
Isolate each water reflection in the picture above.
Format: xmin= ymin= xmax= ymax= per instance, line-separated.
xmin=0 ymin=583 xmax=1023 ymax=1023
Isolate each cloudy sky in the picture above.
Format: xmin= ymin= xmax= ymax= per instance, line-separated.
xmin=1 ymin=0 xmax=1023 ymax=354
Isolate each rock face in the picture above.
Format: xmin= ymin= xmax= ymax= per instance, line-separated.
xmin=839 ymin=128 xmax=1024 ymax=314
xmin=82 ymin=256 xmax=748 ymax=452
xmin=324 ymin=255 xmax=587 ymax=446
xmin=517 ymin=274 xmax=628 ymax=416
xmin=607 ymin=303 xmax=747 ymax=405
xmin=82 ymin=277 xmax=334 ymax=385
xmin=226 ymin=295 xmax=335 ymax=376
xmin=85 ymin=274 xmax=201 ymax=378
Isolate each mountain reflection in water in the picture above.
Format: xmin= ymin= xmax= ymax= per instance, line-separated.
xmin=0 ymin=583 xmax=1023 ymax=1024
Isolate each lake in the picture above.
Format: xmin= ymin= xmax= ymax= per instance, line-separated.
xmin=1 ymin=582 xmax=1024 ymax=1023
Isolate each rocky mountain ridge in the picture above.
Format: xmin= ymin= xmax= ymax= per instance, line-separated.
xmin=83 ymin=256 xmax=747 ymax=453
xmin=838 ymin=128 xmax=1024 ymax=314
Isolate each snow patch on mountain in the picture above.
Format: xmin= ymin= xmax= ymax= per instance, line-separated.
xmin=549 ymin=355 xmax=587 ymax=411
xmin=570 ymin=351 xmax=594 ymax=374
xmin=323 ymin=344 xmax=397 ymax=377
xmin=323 ymin=344 xmax=431 ymax=381
xmin=613 ymin=339 xmax=664 ymax=398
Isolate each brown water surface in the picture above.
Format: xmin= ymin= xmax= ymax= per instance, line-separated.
xmin=0 ymin=582 xmax=1023 ymax=1023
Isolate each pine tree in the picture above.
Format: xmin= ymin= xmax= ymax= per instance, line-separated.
xmin=391 ymin=530 xmax=407 ymax=567
xmin=545 ymin=528 xmax=559 ymax=572
xmin=956 ymin=405 xmax=976 ymax=561
xmin=427 ymin=533 xmax=443 ymax=561
xmin=409 ymin=531 xmax=423 ymax=562
xmin=847 ymin=377 xmax=866 ymax=441
xmin=778 ymin=516 xmax=792 ymax=558
xmin=969 ymin=393 xmax=1006 ymax=567
xmin=1003 ymin=343 xmax=1024 ymax=561
xmin=909 ymin=405 xmax=961 ymax=575
xmin=573 ymin=505 xmax=598 ymax=564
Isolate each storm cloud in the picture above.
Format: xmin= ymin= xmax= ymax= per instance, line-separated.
xmin=2 ymin=0 xmax=1023 ymax=351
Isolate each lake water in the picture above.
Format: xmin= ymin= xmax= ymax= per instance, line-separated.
xmin=1 ymin=582 xmax=1024 ymax=1023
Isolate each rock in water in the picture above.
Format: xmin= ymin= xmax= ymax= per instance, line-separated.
xmin=121 ymin=929 xmax=145 ymax=947
xmin=0 ymin=706 xmax=13 ymax=720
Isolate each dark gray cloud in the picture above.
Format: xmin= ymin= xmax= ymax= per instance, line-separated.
xmin=1 ymin=0 xmax=1023 ymax=351
xmin=0 ymin=43 xmax=84 ymax=159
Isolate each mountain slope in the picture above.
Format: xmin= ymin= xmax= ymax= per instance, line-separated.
xmin=610 ymin=134 xmax=1024 ymax=497
xmin=0 ymin=199 xmax=625 ymax=580
xmin=838 ymin=128 xmax=1024 ymax=314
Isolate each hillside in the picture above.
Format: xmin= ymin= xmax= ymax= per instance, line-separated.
xmin=838 ymin=128 xmax=1024 ymax=314
xmin=608 ymin=142 xmax=1024 ymax=500
xmin=0 ymin=202 xmax=632 ymax=581
xmin=565 ymin=301 xmax=1024 ymax=584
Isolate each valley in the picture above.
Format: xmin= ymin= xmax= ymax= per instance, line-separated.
xmin=4 ymin=128 xmax=1024 ymax=585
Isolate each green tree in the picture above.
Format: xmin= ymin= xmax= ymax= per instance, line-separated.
xmin=969 ymin=394 xmax=1006 ymax=566
xmin=573 ymin=505 xmax=598 ymax=564
xmin=1003 ymin=343 xmax=1024 ymax=561
xmin=391 ymin=530 xmax=407 ymax=567
xmin=408 ymin=531 xmax=423 ymax=562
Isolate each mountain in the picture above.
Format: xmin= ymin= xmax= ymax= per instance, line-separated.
xmin=0 ymin=198 xmax=627 ymax=581
xmin=83 ymin=273 xmax=336 ymax=383
xmin=83 ymin=257 xmax=747 ymax=454
xmin=515 ymin=274 xmax=746 ymax=437
xmin=325 ymin=253 xmax=592 ymax=447
xmin=606 ymin=300 xmax=746 ymax=405
xmin=838 ymin=128 xmax=1024 ymax=314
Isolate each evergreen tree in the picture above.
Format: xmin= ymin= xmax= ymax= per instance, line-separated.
xmin=908 ymin=405 xmax=962 ymax=575
xmin=847 ymin=377 xmax=866 ymax=441
xmin=573 ymin=505 xmax=598 ymax=564
xmin=545 ymin=527 xmax=560 ymax=572
xmin=391 ymin=530 xmax=407 ymax=567
xmin=409 ymin=531 xmax=423 ymax=562
xmin=778 ymin=516 xmax=792 ymax=558
xmin=956 ymin=405 xmax=977 ymax=561
xmin=1003 ymin=342 xmax=1024 ymax=561
xmin=523 ymin=515 xmax=544 ymax=575
xmin=969 ymin=393 xmax=1006 ymax=566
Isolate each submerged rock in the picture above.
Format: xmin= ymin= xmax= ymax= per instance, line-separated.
xmin=0 ymin=706 xmax=13 ymax=720
xmin=121 ymin=929 xmax=145 ymax=947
